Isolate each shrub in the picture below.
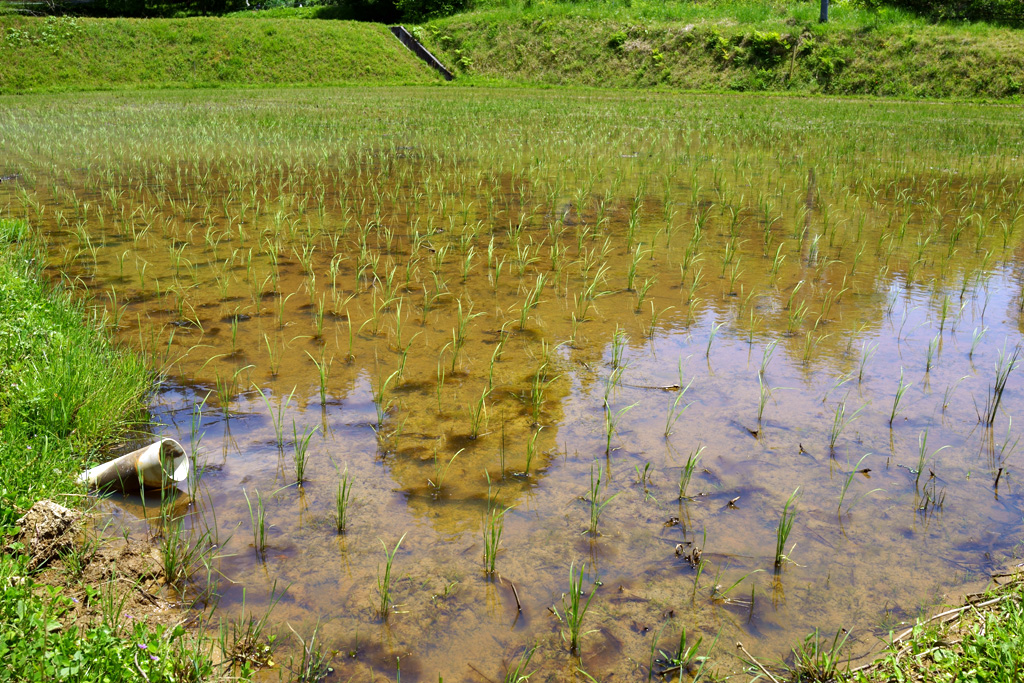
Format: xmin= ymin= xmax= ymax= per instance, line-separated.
xmin=747 ymin=30 xmax=791 ymax=65
xmin=805 ymin=42 xmax=852 ymax=87
xmin=607 ymin=29 xmax=627 ymax=50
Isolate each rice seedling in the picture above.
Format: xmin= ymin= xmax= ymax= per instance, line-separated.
xmin=858 ymin=341 xmax=877 ymax=383
xmin=610 ymin=325 xmax=627 ymax=369
xmin=586 ymin=462 xmax=618 ymax=536
xmin=789 ymin=301 xmax=811 ymax=334
xmin=377 ymin=533 xmax=407 ymax=620
xmin=254 ymin=384 xmax=296 ymax=449
xmin=626 ymin=245 xmax=649 ymax=291
xmin=451 ymin=299 xmax=483 ymax=372
xmin=573 ymin=263 xmax=610 ymax=321
xmin=528 ymin=362 xmax=558 ymax=425
xmin=664 ymin=378 xmax=694 ymax=437
xmin=502 ymin=644 xmax=537 ymax=683
xmin=936 ymin=294 xmax=952 ymax=333
xmin=292 ymin=421 xmax=318 ymax=486
xmin=369 ymin=293 xmax=392 ymax=337
xmin=678 ymin=445 xmax=704 ymax=499
xmin=461 ymin=245 xmax=476 ymax=282
xmin=925 ymin=333 xmax=940 ymax=372
xmin=487 ymin=344 xmax=502 ymax=391
xmin=727 ymin=260 xmax=744 ymax=293
xmin=655 ymin=627 xmax=704 ymax=682
xmin=494 ymin=320 xmax=513 ymax=361
xmin=396 ymin=331 xmax=420 ymax=381
xmin=373 ymin=367 xmax=400 ymax=430
xmin=785 ymin=280 xmax=805 ymax=311
xmin=604 ymin=402 xmax=637 ymax=454
xmin=243 ymin=488 xmax=268 ymax=559
xmin=774 ymin=488 xmax=800 ymax=571
xmin=756 ymin=374 xmax=773 ymax=425
xmin=276 ymin=291 xmax=295 ymax=329
xmin=705 ymin=320 xmax=723 ymax=358
xmin=436 ymin=359 xmax=446 ymax=414
xmin=635 ymin=461 xmax=654 ymax=496
xmin=468 ymin=389 xmax=488 ymax=439
xmin=828 ymin=397 xmax=865 ymax=453
xmin=979 ymin=344 xmax=1021 ymax=426
xmin=914 ymin=429 xmax=949 ymax=490
xmin=759 ymin=340 xmax=778 ymax=378
xmin=309 ymin=294 xmax=326 ymax=339
xmin=646 ymin=302 xmax=672 ymax=338
xmin=517 ymin=272 xmax=547 ymax=330
xmin=429 ymin=447 xmax=463 ymax=497
xmin=157 ymin=515 xmax=215 ymax=597
xmin=523 ymin=427 xmax=542 ymax=475
xmin=837 ymin=453 xmax=882 ymax=517
xmin=335 ymin=467 xmax=353 ymax=533
xmin=482 ymin=501 xmax=509 ymax=575
xmin=214 ymin=364 xmax=255 ymax=417
xmin=890 ymin=369 xmax=912 ymax=426
xmin=552 ymin=562 xmax=597 ymax=656
xmin=970 ymin=326 xmax=988 ymax=360
xmin=262 ymin=332 xmax=282 ymax=376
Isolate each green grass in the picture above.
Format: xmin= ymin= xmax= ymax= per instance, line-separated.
xmin=0 ymin=219 xmax=153 ymax=504
xmin=418 ymin=4 xmax=1024 ymax=98
xmin=0 ymin=217 xmax=220 ymax=682
xmin=0 ymin=563 xmax=216 ymax=683
xmin=0 ymin=16 xmax=440 ymax=93
xmin=851 ymin=581 xmax=1024 ymax=683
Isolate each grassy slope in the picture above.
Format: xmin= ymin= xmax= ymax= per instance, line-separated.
xmin=2 ymin=3 xmax=1021 ymax=98
xmin=419 ymin=6 xmax=1024 ymax=99
xmin=0 ymin=15 xmax=440 ymax=92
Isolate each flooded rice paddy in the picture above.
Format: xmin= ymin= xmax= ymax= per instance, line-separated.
xmin=2 ymin=87 xmax=1024 ymax=681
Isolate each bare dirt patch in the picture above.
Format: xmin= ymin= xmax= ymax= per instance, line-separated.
xmin=12 ymin=499 xmax=195 ymax=633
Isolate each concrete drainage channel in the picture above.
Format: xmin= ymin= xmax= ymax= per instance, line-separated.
xmin=389 ymin=25 xmax=455 ymax=81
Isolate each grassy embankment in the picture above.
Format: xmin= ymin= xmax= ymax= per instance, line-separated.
xmin=416 ymin=0 xmax=1024 ymax=98
xmin=0 ymin=15 xmax=440 ymax=92
xmin=2 ymin=1 xmax=1023 ymax=98
xmin=0 ymin=218 xmax=210 ymax=681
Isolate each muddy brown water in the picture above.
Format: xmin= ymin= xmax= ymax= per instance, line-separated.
xmin=2 ymin=88 xmax=1024 ymax=681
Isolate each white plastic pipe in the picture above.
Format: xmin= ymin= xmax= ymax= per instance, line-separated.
xmin=77 ymin=438 xmax=190 ymax=491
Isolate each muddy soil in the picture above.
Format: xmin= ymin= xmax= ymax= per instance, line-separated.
xmin=12 ymin=499 xmax=196 ymax=634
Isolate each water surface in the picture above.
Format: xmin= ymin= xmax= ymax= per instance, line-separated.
xmin=2 ymin=87 xmax=1024 ymax=681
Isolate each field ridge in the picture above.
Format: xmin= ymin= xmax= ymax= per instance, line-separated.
xmin=0 ymin=15 xmax=440 ymax=92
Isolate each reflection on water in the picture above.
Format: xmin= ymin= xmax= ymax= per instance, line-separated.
xmin=2 ymin=87 xmax=1024 ymax=680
